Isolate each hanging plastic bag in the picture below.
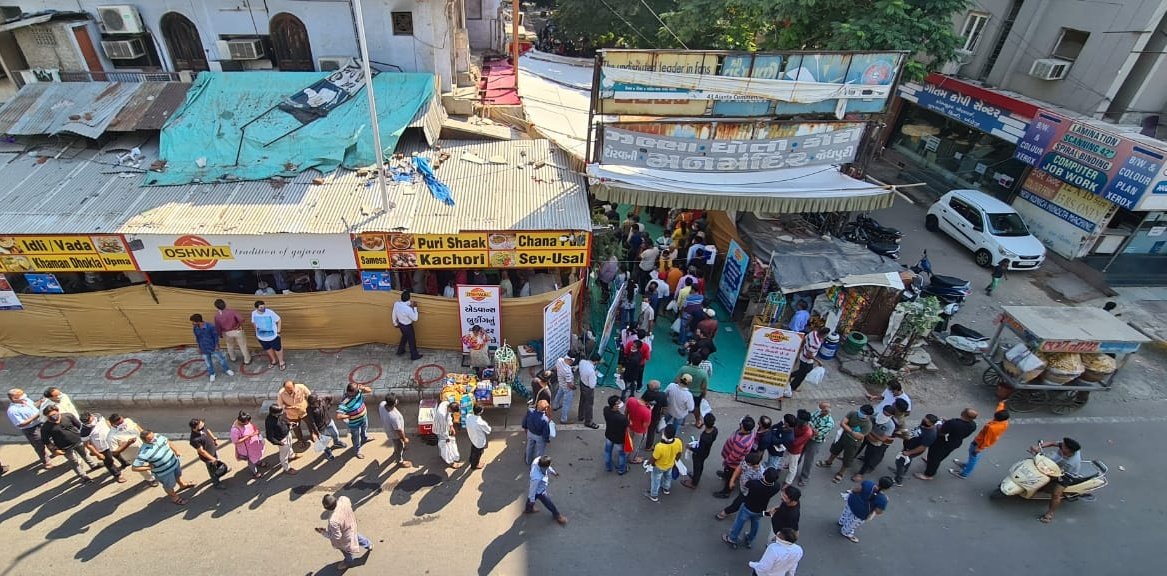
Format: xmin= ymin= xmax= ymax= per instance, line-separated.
xmin=623 ymin=429 xmax=635 ymax=454
xmin=700 ymin=398 xmax=712 ymax=419
xmin=670 ymin=318 xmax=681 ymax=333
xmin=549 ymin=420 xmax=557 ymax=439
xmin=312 ymin=437 xmax=328 ymax=453
xmin=675 ymin=459 xmax=688 ymax=478
xmin=805 ymin=365 xmax=826 ymax=386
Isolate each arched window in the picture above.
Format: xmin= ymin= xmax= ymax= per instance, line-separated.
xmin=270 ymin=13 xmax=314 ymax=71
xmin=160 ymin=12 xmax=209 ymax=71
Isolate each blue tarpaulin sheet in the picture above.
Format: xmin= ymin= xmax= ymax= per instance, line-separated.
xmin=147 ymin=71 xmax=433 ymax=186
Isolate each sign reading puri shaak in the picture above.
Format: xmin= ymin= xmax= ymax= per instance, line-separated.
xmin=601 ymin=124 xmax=862 ymax=172
xmin=131 ymin=233 xmax=357 ymax=271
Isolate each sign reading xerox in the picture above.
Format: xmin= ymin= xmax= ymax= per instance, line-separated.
xmin=1014 ymin=110 xmax=1167 ymax=210
xmin=601 ymin=124 xmax=862 ymax=172
xmin=898 ymin=81 xmax=1029 ymax=143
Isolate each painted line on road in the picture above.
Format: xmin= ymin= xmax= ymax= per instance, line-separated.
xmin=1011 ymin=414 xmax=1167 ymax=425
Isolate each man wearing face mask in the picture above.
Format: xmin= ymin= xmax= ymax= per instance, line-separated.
xmin=7 ymin=388 xmax=55 ymax=469
xmin=80 ymin=412 xmax=127 ymax=483
xmin=602 ymin=396 xmax=629 ymax=474
xmin=41 ymin=404 xmax=99 ymax=482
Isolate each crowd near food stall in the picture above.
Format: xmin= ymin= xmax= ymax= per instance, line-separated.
xmin=981 ymin=306 xmax=1150 ymax=414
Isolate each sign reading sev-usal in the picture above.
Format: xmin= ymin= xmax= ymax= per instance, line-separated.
xmin=601 ymin=124 xmax=863 ymax=172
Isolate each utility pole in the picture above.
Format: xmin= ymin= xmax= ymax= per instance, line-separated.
xmin=512 ymin=0 xmax=520 ymax=89
xmin=352 ymin=0 xmax=393 ymax=213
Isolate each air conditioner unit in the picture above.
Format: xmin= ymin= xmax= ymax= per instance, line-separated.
xmin=1029 ymin=58 xmax=1072 ymax=80
xmin=317 ymin=57 xmax=350 ymax=72
xmin=215 ymin=39 xmax=265 ymax=60
xmin=97 ymin=5 xmax=145 ymax=34
xmin=953 ymin=48 xmax=974 ymax=65
xmin=101 ymin=38 xmax=146 ymax=60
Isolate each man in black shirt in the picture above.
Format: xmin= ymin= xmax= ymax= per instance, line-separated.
xmin=916 ymin=408 xmax=978 ymax=480
xmin=768 ymin=485 xmax=801 ymax=536
xmin=723 ymin=468 xmax=782 ymax=549
xmin=190 ymin=418 xmax=227 ymax=489
xmin=640 ymin=380 xmax=668 ymax=450
xmin=893 ymin=414 xmax=939 ymax=485
xmin=603 ymin=396 xmax=630 ymax=475
xmin=41 ymin=405 xmax=97 ymax=482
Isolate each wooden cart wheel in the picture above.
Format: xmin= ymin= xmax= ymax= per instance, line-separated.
xmin=1006 ymin=390 xmax=1045 ymax=413
xmin=981 ymin=368 xmax=1002 ymax=387
xmin=1049 ymin=392 xmax=1089 ymax=415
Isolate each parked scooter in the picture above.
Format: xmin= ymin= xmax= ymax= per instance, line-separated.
xmin=931 ymin=322 xmax=990 ymax=365
xmin=993 ymin=442 xmax=1108 ymax=501
xmin=901 ymin=252 xmax=972 ymax=303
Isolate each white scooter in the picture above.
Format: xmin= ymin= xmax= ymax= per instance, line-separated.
xmin=993 ymin=442 xmax=1108 ymax=501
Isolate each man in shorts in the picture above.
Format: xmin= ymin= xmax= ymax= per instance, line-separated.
xmin=251 ymin=300 xmax=286 ymax=371
xmin=131 ymin=430 xmax=195 ymax=505
xmin=817 ymin=404 xmax=874 ymax=484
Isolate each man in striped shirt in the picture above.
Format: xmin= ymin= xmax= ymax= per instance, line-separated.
xmin=131 ymin=430 xmax=194 ymax=505
xmin=714 ymin=416 xmax=757 ymax=498
xmin=336 ymin=383 xmax=373 ymax=459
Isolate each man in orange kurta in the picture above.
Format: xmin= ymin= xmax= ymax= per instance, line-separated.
xmin=950 ymin=401 xmax=1009 ymax=478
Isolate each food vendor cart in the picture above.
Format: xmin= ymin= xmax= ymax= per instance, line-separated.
xmin=980 ymin=306 xmax=1150 ymax=414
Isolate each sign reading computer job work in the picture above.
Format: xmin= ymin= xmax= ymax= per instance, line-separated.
xmin=601 ymin=124 xmax=862 ymax=172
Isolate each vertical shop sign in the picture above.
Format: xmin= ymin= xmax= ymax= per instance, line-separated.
xmin=456 ymin=285 xmax=501 ymax=352
xmin=738 ymin=326 xmax=803 ymax=399
xmin=716 ymin=240 xmax=750 ymax=314
xmin=542 ymin=292 xmax=573 ymax=371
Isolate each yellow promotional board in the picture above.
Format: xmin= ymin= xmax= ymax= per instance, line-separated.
xmin=0 ymin=235 xmax=139 ymax=273
xmin=352 ymin=231 xmax=590 ymax=270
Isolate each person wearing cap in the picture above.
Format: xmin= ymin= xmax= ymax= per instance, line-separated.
xmin=696 ymin=307 xmax=719 ymax=338
xmin=676 ymin=355 xmax=710 ymax=428
xmin=817 ymin=404 xmax=874 ymax=484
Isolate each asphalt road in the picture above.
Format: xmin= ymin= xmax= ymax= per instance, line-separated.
xmin=1 ymin=397 xmax=1162 ymax=576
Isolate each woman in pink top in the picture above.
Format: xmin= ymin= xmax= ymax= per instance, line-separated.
xmin=230 ymin=410 xmax=267 ymax=477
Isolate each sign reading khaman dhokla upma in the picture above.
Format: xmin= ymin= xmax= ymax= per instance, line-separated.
xmin=352 ymin=231 xmax=591 ymax=269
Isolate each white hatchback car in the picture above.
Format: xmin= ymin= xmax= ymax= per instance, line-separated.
xmin=925 ymin=189 xmax=1046 ymax=270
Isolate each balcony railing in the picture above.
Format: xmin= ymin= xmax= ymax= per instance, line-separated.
xmin=15 ymin=69 xmax=195 ymax=87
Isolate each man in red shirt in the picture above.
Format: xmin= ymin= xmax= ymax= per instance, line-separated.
xmin=622 ymin=330 xmax=652 ymax=365
xmin=782 ymin=411 xmax=814 ymax=488
xmin=625 ymin=395 xmax=651 ymax=464
xmin=213 ymin=299 xmax=250 ymax=365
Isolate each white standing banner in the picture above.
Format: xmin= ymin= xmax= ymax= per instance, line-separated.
xmin=543 ymin=291 xmax=573 ymax=370
xmin=738 ymin=326 xmax=803 ymax=399
xmin=457 ymin=285 xmax=502 ymax=352
xmin=598 ymin=282 xmax=626 ymax=356
xmin=0 ymin=274 xmax=22 ymax=310
xmin=128 ymin=233 xmax=357 ymax=271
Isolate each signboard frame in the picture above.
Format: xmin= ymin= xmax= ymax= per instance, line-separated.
xmin=0 ymin=234 xmax=140 ymax=273
xmin=131 ymin=233 xmax=356 ymax=271
xmin=352 ymin=230 xmax=591 ymax=270
xmin=0 ymin=274 xmax=22 ymax=310
xmin=737 ymin=325 xmax=803 ymax=401
xmin=716 ymin=239 xmax=749 ymax=314
xmin=542 ymin=291 xmax=573 ymax=371
xmin=456 ymin=285 xmax=502 ymax=353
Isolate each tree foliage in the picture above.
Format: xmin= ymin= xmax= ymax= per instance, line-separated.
xmin=551 ymin=0 xmax=969 ymax=79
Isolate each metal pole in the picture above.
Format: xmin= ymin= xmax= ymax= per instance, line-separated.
xmin=352 ymin=0 xmax=393 ymax=213
xmin=511 ymin=0 xmax=520 ymax=89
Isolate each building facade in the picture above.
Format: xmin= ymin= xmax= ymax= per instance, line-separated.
xmin=886 ymin=0 xmax=1167 ymax=285
xmin=0 ymin=0 xmax=470 ymax=92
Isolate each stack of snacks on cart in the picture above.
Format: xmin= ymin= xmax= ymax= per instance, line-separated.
xmin=1036 ymin=352 xmax=1084 ymax=384
xmin=1080 ymin=353 xmax=1117 ymax=383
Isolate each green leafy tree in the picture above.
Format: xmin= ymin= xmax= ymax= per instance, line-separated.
xmin=665 ymin=0 xmax=969 ymax=79
xmin=552 ymin=0 xmax=678 ymax=49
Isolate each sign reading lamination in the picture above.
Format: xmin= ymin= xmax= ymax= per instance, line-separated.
xmin=738 ymin=326 xmax=803 ymax=399
xmin=601 ymin=124 xmax=863 ymax=172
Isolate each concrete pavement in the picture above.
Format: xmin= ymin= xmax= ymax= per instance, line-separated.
xmin=1 ymin=392 xmax=1163 ymax=575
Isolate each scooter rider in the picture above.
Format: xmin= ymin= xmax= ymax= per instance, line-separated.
xmin=1035 ymin=437 xmax=1082 ymax=524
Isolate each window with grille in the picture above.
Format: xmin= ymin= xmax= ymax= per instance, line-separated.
xmin=960 ymin=12 xmax=989 ymax=52
xmin=31 ymin=28 xmax=57 ymax=46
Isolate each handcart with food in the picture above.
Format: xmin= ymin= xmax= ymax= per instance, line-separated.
xmin=980 ymin=306 xmax=1150 ymax=414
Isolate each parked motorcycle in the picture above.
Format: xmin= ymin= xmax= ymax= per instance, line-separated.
xmin=993 ymin=443 xmax=1108 ymax=501
xmin=931 ymin=322 xmax=990 ymax=365
xmin=901 ymin=252 xmax=971 ymax=303
xmin=866 ymin=240 xmax=901 ymax=260
xmin=842 ymin=213 xmax=903 ymax=244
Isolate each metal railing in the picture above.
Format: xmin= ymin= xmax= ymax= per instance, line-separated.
xmin=14 ymin=69 xmax=195 ymax=88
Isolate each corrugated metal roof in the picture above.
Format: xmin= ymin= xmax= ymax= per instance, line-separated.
xmin=408 ymin=92 xmax=447 ymax=146
xmin=0 ymin=137 xmax=590 ymax=236
xmin=0 ymin=82 xmax=190 ymax=138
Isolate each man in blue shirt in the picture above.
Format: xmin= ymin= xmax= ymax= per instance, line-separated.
xmin=522 ymin=400 xmax=552 ymax=465
xmin=7 ymin=388 xmax=53 ymax=468
xmin=191 ymin=313 xmax=234 ymax=382
xmin=525 ymin=456 xmax=567 ymax=525
xmin=788 ymin=301 xmax=811 ymax=333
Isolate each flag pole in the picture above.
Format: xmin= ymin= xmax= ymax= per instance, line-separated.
xmin=352 ymin=0 xmax=393 ymax=213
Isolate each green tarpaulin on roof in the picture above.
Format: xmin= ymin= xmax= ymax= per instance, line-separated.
xmin=147 ymin=71 xmax=433 ymax=186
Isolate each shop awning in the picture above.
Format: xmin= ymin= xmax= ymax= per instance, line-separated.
xmin=736 ymin=213 xmax=904 ymax=293
xmin=588 ymin=163 xmax=895 ymax=213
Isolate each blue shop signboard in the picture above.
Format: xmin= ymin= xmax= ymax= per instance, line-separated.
xmin=898 ymin=81 xmax=1030 ymax=144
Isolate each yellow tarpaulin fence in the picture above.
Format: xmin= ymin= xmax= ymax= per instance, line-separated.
xmin=0 ymin=282 xmax=581 ymax=357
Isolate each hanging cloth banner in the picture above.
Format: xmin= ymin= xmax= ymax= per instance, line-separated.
xmin=279 ymin=58 xmax=377 ymax=124
xmin=600 ymin=66 xmax=892 ymax=104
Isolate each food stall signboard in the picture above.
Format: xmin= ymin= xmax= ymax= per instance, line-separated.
xmin=0 ymin=274 xmax=22 ymax=310
xmin=738 ymin=326 xmax=803 ymax=399
xmin=0 ymin=235 xmax=138 ymax=273
xmin=352 ymin=231 xmax=591 ymax=270
xmin=543 ymin=292 xmax=573 ymax=371
xmin=457 ymin=285 xmax=502 ymax=352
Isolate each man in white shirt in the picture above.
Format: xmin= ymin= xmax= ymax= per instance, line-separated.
xmin=870 ymin=381 xmax=912 ymax=415
xmin=749 ymin=528 xmax=803 ymax=576
xmin=576 ymin=353 xmax=600 ymax=429
xmin=638 ymin=299 xmax=655 ymax=333
xmin=81 ymin=412 xmax=127 ymax=483
xmin=251 ymin=300 xmax=286 ymax=371
xmin=465 ymin=404 xmax=493 ymax=469
xmin=664 ymin=376 xmax=695 ymax=428
xmin=638 ymin=243 xmax=661 ymax=291
xmin=392 ymin=290 xmax=422 ymax=361
xmin=552 ymin=356 xmax=576 ymax=424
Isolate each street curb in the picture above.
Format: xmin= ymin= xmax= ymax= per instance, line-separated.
xmin=68 ymin=387 xmax=436 ymax=409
